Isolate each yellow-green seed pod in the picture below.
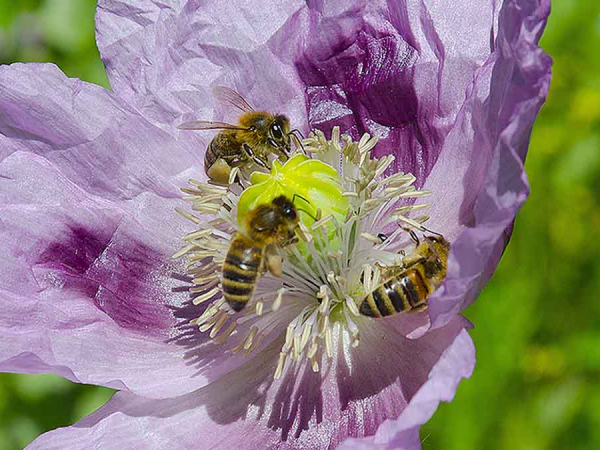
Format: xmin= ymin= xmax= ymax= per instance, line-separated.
xmin=237 ymin=154 xmax=350 ymax=230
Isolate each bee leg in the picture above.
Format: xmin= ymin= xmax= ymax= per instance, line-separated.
xmin=402 ymin=255 xmax=427 ymax=270
xmin=288 ymin=130 xmax=305 ymax=154
xmin=410 ymin=303 xmax=429 ymax=313
xmin=206 ymin=158 xmax=233 ymax=184
xmin=265 ymin=244 xmax=283 ymax=277
xmin=242 ymin=144 xmax=271 ymax=170
xmin=257 ymin=260 xmax=265 ymax=275
xmin=276 ymin=148 xmax=289 ymax=162
xmin=284 ymin=236 xmax=299 ymax=247
xmin=408 ymin=229 xmax=420 ymax=245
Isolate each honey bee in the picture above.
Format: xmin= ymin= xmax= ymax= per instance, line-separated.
xmin=359 ymin=232 xmax=450 ymax=318
xmin=222 ymin=195 xmax=304 ymax=312
xmin=179 ymin=86 xmax=303 ymax=184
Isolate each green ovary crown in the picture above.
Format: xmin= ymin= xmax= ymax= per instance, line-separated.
xmin=237 ymin=154 xmax=350 ymax=229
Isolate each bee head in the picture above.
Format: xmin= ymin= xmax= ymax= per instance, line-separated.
xmin=270 ymin=115 xmax=289 ymax=139
xmin=272 ymin=195 xmax=297 ymax=221
xmin=425 ymin=235 xmax=450 ymax=258
xmin=267 ymin=115 xmax=292 ymax=159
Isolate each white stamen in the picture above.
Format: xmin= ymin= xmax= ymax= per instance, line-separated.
xmin=199 ymin=310 xmax=222 ymax=332
xmin=196 ymin=303 xmax=220 ymax=326
xmin=175 ymin=207 xmax=200 ymax=224
xmin=244 ymin=332 xmax=264 ymax=356
xmin=192 ymin=286 xmax=220 ymax=305
xmin=345 ymin=295 xmax=360 ymax=316
xmin=243 ymin=326 xmax=259 ymax=350
xmin=325 ymin=326 xmax=334 ymax=358
xmin=192 ymin=273 xmax=218 ymax=285
xmin=212 ymin=321 xmax=237 ymax=344
xmin=209 ymin=311 xmax=229 ymax=338
xmin=228 ymin=167 xmax=240 ymax=185
xmin=274 ymin=352 xmax=287 ymax=380
xmin=272 ymin=288 xmax=285 ymax=311
xmin=310 ymin=357 xmax=320 ymax=373
xmin=171 ymin=244 xmax=196 ymax=259
xmin=176 ymin=128 xmax=435 ymax=380
xmin=255 ymin=299 xmax=264 ymax=316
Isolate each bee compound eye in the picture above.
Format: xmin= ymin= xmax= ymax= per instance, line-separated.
xmin=285 ymin=207 xmax=296 ymax=219
xmin=271 ymin=123 xmax=284 ymax=140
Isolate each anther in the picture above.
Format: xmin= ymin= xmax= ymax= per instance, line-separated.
xmin=243 ymin=326 xmax=259 ymax=350
xmin=175 ymin=208 xmax=200 ymax=224
xmin=325 ymin=326 xmax=333 ymax=358
xmin=212 ymin=321 xmax=237 ymax=344
xmin=255 ymin=299 xmax=264 ymax=316
xmin=209 ymin=311 xmax=229 ymax=338
xmin=199 ymin=311 xmax=221 ymax=332
xmin=272 ymin=288 xmax=285 ymax=311
xmin=274 ymin=352 xmax=288 ymax=380
xmin=171 ymin=244 xmax=196 ymax=259
xmin=244 ymin=332 xmax=264 ymax=356
xmin=192 ymin=286 xmax=220 ymax=305
xmin=310 ymin=357 xmax=320 ymax=373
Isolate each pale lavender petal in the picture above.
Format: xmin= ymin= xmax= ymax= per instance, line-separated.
xmin=424 ymin=0 xmax=552 ymax=329
xmin=296 ymin=0 xmax=500 ymax=180
xmin=0 ymin=63 xmax=284 ymax=397
xmin=95 ymin=0 xmax=309 ymax=137
xmin=28 ymin=318 xmax=472 ymax=449
xmin=295 ymin=0 xmax=551 ymax=335
xmin=4 ymin=0 xmax=551 ymax=445
xmin=0 ymin=63 xmax=200 ymax=202
xmin=338 ymin=328 xmax=475 ymax=450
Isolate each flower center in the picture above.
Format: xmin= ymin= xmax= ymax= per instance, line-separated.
xmin=174 ymin=127 xmax=433 ymax=379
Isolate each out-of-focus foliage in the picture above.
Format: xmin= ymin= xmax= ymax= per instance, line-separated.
xmin=0 ymin=0 xmax=598 ymax=449
xmin=425 ymin=1 xmax=600 ymax=449
xmin=0 ymin=0 xmax=108 ymax=87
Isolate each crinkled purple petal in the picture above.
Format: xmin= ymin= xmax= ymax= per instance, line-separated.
xmin=28 ymin=317 xmax=473 ymax=450
xmin=424 ymin=0 xmax=552 ymax=330
xmin=0 ymin=63 xmax=287 ymax=397
xmin=296 ymin=0 xmax=502 ymax=180
xmin=294 ymin=0 xmax=551 ymax=337
xmin=96 ymin=0 xmax=550 ymax=336
xmin=0 ymin=63 xmax=200 ymax=201
xmin=338 ymin=329 xmax=474 ymax=450
xmin=3 ymin=0 xmax=552 ymax=445
xmin=95 ymin=0 xmax=309 ymax=138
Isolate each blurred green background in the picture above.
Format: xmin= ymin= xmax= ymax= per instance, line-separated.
xmin=0 ymin=1 xmax=599 ymax=449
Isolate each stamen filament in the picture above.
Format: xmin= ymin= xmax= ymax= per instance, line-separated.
xmin=176 ymin=126 xmax=435 ymax=380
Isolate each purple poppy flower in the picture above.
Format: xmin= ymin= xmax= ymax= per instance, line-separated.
xmin=0 ymin=0 xmax=551 ymax=449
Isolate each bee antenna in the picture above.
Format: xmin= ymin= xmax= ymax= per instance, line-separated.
xmin=292 ymin=193 xmax=311 ymax=205
xmin=289 ymin=129 xmax=305 ymax=139
xmin=409 ymin=229 xmax=420 ymax=245
xmin=420 ymin=225 xmax=444 ymax=237
xmin=288 ymin=130 xmax=305 ymax=154
xmin=296 ymin=208 xmax=317 ymax=222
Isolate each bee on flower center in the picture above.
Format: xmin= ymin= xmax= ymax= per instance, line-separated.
xmin=178 ymin=86 xmax=303 ymax=184
xmin=360 ymin=231 xmax=450 ymax=318
xmin=222 ymin=195 xmax=304 ymax=312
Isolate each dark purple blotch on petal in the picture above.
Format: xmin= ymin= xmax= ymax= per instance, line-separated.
xmin=35 ymin=223 xmax=172 ymax=336
xmin=268 ymin=360 xmax=324 ymax=440
xmin=296 ymin=7 xmax=444 ymax=183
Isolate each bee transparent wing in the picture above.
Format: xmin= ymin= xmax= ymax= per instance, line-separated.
xmin=177 ymin=120 xmax=247 ymax=131
xmin=212 ymin=86 xmax=255 ymax=113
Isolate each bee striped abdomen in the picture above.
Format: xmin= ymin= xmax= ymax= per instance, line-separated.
xmin=204 ymin=139 xmax=219 ymax=168
xmin=222 ymin=236 xmax=263 ymax=312
xmin=360 ymin=267 xmax=432 ymax=318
